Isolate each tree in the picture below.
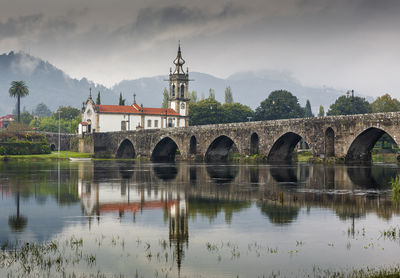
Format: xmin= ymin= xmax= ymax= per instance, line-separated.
xmin=209 ymin=88 xmax=215 ymax=100
xmin=9 ymin=81 xmax=29 ymax=123
xmin=55 ymin=106 xmax=80 ymax=120
xmin=224 ymin=86 xmax=233 ymax=104
xmin=30 ymin=115 xmax=81 ymax=133
xmin=222 ymin=103 xmax=254 ymax=123
xmin=119 ymin=92 xmax=125 ymax=106
xmin=96 ymin=91 xmax=101 ymax=105
xmin=20 ymin=111 xmax=33 ymax=125
xmin=318 ymin=105 xmax=325 ymax=117
xmin=190 ymin=91 xmax=198 ymax=104
xmin=327 ymin=95 xmax=371 ymax=116
xmin=161 ymin=88 xmax=169 ymax=108
xmin=304 ymin=100 xmax=314 ymax=117
xmin=254 ymin=90 xmax=304 ymax=121
xmin=189 ymin=98 xmax=224 ymax=125
xmin=33 ymin=103 xmax=52 ymax=117
xmin=371 ymin=93 xmax=400 ymax=113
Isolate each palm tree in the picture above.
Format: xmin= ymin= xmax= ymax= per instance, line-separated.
xmin=9 ymin=81 xmax=29 ymax=123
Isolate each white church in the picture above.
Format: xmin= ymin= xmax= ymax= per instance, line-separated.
xmin=79 ymin=44 xmax=190 ymax=134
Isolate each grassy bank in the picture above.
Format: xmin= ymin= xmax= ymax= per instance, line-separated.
xmin=0 ymin=151 xmax=91 ymax=161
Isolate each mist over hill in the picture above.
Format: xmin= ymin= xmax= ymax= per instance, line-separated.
xmin=113 ymin=71 xmax=348 ymax=113
xmin=0 ymin=51 xmax=366 ymax=115
xmin=0 ymin=52 xmax=116 ymax=115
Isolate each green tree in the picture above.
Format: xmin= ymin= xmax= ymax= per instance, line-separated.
xmin=371 ymin=93 xmax=400 ymax=113
xmin=189 ymin=98 xmax=224 ymax=125
xmin=224 ymin=86 xmax=233 ymax=104
xmin=33 ymin=103 xmax=52 ymax=117
xmin=209 ymin=88 xmax=215 ymax=100
xmin=119 ymin=92 xmax=125 ymax=105
xmin=327 ymin=95 xmax=371 ymax=116
xmin=161 ymin=88 xmax=169 ymax=108
xmin=55 ymin=106 xmax=80 ymax=120
xmin=318 ymin=105 xmax=325 ymax=117
xmin=30 ymin=115 xmax=81 ymax=133
xmin=9 ymin=81 xmax=29 ymax=123
xmin=304 ymin=100 xmax=314 ymax=117
xmin=190 ymin=91 xmax=198 ymax=104
xmin=222 ymin=103 xmax=254 ymax=123
xmin=20 ymin=111 xmax=33 ymax=125
xmin=96 ymin=91 xmax=101 ymax=105
xmin=255 ymin=90 xmax=304 ymax=120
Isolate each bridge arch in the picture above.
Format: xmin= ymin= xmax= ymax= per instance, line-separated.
xmin=205 ymin=135 xmax=238 ymax=162
xmin=116 ymin=139 xmax=136 ymax=159
xmin=268 ymin=132 xmax=308 ymax=162
xmin=250 ymin=133 xmax=259 ymax=155
xmin=345 ymin=127 xmax=397 ymax=163
xmin=325 ymin=127 xmax=335 ymax=157
xmin=151 ymin=137 xmax=180 ymax=162
xmin=50 ymin=144 xmax=56 ymax=151
xmin=189 ymin=135 xmax=197 ymax=155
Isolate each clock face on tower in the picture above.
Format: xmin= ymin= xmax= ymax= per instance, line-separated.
xmin=181 ymin=103 xmax=185 ymax=109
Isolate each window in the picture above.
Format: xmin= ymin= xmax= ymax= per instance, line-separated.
xmin=172 ymin=85 xmax=175 ymax=97
xmin=154 ymin=120 xmax=158 ymax=128
xmin=147 ymin=119 xmax=152 ymax=127
xmin=180 ymin=84 xmax=185 ymax=98
xmin=121 ymin=121 xmax=126 ymax=131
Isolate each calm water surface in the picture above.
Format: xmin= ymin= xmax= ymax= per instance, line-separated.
xmin=0 ymin=161 xmax=399 ymax=277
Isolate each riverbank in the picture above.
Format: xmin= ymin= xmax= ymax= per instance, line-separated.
xmin=0 ymin=151 xmax=91 ymax=161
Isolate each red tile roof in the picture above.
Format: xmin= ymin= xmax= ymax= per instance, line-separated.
xmin=96 ymin=105 xmax=180 ymax=116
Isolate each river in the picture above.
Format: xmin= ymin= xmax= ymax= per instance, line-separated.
xmin=0 ymin=160 xmax=399 ymax=277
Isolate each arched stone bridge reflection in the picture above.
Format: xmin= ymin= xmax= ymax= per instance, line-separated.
xmin=85 ymin=112 xmax=400 ymax=163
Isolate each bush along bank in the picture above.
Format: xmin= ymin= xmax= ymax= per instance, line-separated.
xmin=0 ymin=141 xmax=51 ymax=155
xmin=0 ymin=132 xmax=50 ymax=155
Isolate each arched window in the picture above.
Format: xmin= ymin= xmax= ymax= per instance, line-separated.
xmin=172 ymin=85 xmax=175 ymax=97
xmin=180 ymin=84 xmax=185 ymax=98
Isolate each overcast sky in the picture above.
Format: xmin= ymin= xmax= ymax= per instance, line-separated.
xmin=1 ymin=0 xmax=399 ymax=97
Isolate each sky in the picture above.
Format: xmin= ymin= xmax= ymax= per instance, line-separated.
xmin=1 ymin=0 xmax=400 ymax=97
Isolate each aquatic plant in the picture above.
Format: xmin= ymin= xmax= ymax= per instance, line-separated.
xmin=391 ymin=175 xmax=400 ymax=206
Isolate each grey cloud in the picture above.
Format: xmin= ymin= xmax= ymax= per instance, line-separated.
xmin=0 ymin=14 xmax=44 ymax=38
xmin=130 ymin=2 xmax=245 ymax=36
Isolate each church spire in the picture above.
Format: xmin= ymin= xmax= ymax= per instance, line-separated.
xmin=173 ymin=41 xmax=185 ymax=74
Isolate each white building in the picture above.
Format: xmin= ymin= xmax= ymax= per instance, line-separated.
xmin=79 ymin=44 xmax=190 ymax=134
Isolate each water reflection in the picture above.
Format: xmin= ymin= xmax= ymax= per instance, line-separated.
xmin=1 ymin=161 xmax=400 ymax=276
xmin=206 ymin=164 xmax=239 ymax=184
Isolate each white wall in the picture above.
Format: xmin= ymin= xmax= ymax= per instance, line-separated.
xmin=99 ymin=114 xmax=142 ymax=132
xmin=144 ymin=116 xmax=163 ymax=129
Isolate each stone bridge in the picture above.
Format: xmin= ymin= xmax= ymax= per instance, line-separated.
xmin=83 ymin=112 xmax=400 ymax=163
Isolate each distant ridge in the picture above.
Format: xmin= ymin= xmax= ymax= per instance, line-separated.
xmin=0 ymin=51 xmax=363 ymax=115
xmin=0 ymin=51 xmax=116 ymax=114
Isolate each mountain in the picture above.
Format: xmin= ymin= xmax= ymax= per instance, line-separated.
xmin=0 ymin=51 xmax=117 ymax=115
xmin=113 ymin=71 xmax=348 ymax=113
xmin=0 ymin=51 xmax=367 ymax=115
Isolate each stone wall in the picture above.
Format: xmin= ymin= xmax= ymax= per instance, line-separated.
xmin=82 ymin=112 xmax=400 ymax=163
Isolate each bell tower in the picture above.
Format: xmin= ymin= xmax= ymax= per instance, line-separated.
xmin=168 ymin=42 xmax=189 ymax=119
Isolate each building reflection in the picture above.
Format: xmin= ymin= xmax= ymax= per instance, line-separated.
xmin=78 ymin=165 xmax=188 ymax=271
xmin=73 ymin=161 xmax=400 ymax=268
